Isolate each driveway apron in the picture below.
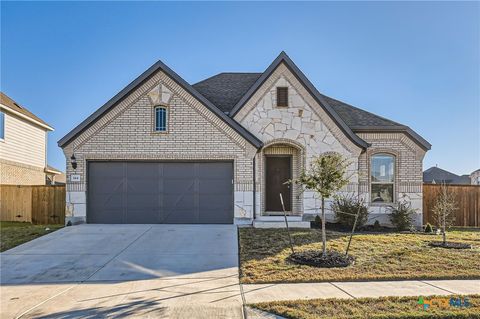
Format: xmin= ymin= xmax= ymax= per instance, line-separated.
xmin=0 ymin=224 xmax=243 ymax=318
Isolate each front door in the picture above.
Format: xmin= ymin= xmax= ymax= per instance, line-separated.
xmin=265 ymin=156 xmax=292 ymax=212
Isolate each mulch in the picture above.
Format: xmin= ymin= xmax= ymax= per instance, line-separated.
xmin=289 ymin=250 xmax=355 ymax=268
xmin=428 ymin=241 xmax=472 ymax=249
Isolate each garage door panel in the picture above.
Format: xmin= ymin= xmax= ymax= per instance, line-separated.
xmin=125 ymin=209 xmax=159 ymax=224
xmin=126 ymin=162 xmax=159 ymax=177
xmin=90 ymin=209 xmax=123 ymax=224
xmin=126 ymin=181 xmax=159 ymax=194
xmin=90 ymin=162 xmax=124 ymax=178
xmin=88 ymin=161 xmax=233 ymax=224
xmin=163 ymin=179 xmax=195 ymax=193
xmin=163 ymin=163 xmax=195 ymax=178
xmin=125 ymin=194 xmax=158 ymax=208
xmin=198 ymin=196 xmax=232 ymax=211
xmin=163 ymin=194 xmax=195 ymax=209
xmin=91 ymin=193 xmax=124 ymax=209
xmin=161 ymin=209 xmax=196 ymax=224
xmin=199 ymin=180 xmax=232 ymax=194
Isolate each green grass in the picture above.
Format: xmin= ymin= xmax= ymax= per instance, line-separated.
xmin=0 ymin=221 xmax=63 ymax=252
xmin=251 ymin=295 xmax=480 ymax=319
xmin=239 ymin=228 xmax=480 ymax=283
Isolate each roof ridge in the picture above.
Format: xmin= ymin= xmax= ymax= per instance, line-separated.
xmin=192 ymin=72 xmax=262 ymax=86
xmin=228 ymin=51 xmax=370 ymax=149
xmin=58 ymin=59 xmax=263 ymax=148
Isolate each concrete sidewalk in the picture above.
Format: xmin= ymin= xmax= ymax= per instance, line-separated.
xmin=242 ymin=279 xmax=480 ymax=303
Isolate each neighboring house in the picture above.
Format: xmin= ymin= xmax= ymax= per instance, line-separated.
xmin=423 ymin=166 xmax=471 ymax=185
xmin=470 ymin=169 xmax=480 ymax=185
xmin=0 ymin=92 xmax=62 ymax=185
xmin=46 ymin=165 xmax=66 ymax=185
xmin=59 ymin=52 xmax=431 ymax=226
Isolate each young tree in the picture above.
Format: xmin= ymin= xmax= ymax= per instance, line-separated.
xmin=291 ymin=153 xmax=351 ymax=256
xmin=431 ymin=183 xmax=457 ymax=244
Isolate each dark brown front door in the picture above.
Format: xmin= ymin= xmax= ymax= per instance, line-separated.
xmin=265 ymin=156 xmax=292 ymax=212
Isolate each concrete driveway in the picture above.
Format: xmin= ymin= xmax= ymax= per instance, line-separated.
xmin=0 ymin=224 xmax=243 ymax=318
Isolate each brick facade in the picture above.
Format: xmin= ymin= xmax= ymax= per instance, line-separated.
xmin=62 ymin=63 xmax=427 ymax=227
xmin=62 ymin=70 xmax=257 ymax=224
xmin=0 ymin=159 xmax=45 ymax=185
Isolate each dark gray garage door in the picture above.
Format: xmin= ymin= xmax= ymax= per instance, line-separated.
xmin=87 ymin=162 xmax=233 ymax=224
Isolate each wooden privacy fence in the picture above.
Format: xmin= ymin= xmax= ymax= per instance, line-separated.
xmin=423 ymin=184 xmax=480 ymax=227
xmin=0 ymin=185 xmax=65 ymax=224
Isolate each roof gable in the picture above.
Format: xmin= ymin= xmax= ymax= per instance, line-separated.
xmin=58 ymin=60 xmax=263 ymax=148
xmin=228 ymin=52 xmax=369 ymax=149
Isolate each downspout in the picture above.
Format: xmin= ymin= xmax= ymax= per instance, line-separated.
xmin=253 ymin=155 xmax=256 ymax=221
xmin=252 ymin=148 xmax=262 ymax=221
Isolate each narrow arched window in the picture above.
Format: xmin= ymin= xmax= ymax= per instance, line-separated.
xmin=371 ymin=153 xmax=395 ymax=203
xmin=154 ymin=106 xmax=167 ymax=132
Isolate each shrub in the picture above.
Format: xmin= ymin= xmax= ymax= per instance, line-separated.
xmin=387 ymin=200 xmax=416 ymax=231
xmin=332 ymin=196 xmax=369 ymax=228
xmin=424 ymin=223 xmax=433 ymax=233
xmin=373 ymin=220 xmax=381 ymax=231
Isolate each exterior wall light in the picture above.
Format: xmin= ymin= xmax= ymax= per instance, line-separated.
xmin=71 ymin=154 xmax=77 ymax=170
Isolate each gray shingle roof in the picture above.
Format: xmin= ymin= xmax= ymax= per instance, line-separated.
xmin=58 ymin=60 xmax=263 ymax=148
xmin=193 ymin=56 xmax=430 ymax=152
xmin=193 ymin=73 xmax=262 ymax=113
xmin=320 ymin=95 xmax=404 ymax=129
xmin=423 ymin=167 xmax=471 ymax=185
xmin=193 ymin=73 xmax=405 ymax=130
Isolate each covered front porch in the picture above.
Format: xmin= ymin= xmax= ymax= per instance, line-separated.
xmin=253 ymin=139 xmax=310 ymax=228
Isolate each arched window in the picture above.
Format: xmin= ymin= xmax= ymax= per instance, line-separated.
xmin=371 ymin=153 xmax=395 ymax=203
xmin=154 ymin=106 xmax=167 ymax=132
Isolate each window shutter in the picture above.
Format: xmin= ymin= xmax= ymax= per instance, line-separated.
xmin=277 ymin=87 xmax=288 ymax=107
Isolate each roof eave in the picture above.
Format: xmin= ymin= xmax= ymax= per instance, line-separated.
xmin=351 ymin=126 xmax=432 ymax=151
xmin=57 ymin=60 xmax=263 ymax=149
xmin=0 ymin=103 xmax=54 ymax=131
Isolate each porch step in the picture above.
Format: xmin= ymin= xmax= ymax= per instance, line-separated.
xmin=253 ymin=220 xmax=311 ymax=229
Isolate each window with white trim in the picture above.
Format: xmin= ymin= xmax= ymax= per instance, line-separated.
xmin=371 ymin=153 xmax=395 ymax=203
xmin=154 ymin=106 xmax=167 ymax=132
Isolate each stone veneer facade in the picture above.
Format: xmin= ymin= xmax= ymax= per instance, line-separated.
xmin=62 ymin=62 xmax=427 ymax=226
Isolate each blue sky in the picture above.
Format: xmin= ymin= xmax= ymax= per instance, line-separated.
xmin=1 ymin=1 xmax=479 ymax=175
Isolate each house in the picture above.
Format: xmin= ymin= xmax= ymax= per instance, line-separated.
xmin=0 ymin=92 xmax=63 ymax=185
xmin=58 ymin=52 xmax=431 ymax=227
xmin=470 ymin=169 xmax=480 ymax=185
xmin=423 ymin=166 xmax=471 ymax=185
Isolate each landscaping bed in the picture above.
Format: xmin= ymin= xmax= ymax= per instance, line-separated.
xmin=289 ymin=250 xmax=354 ymax=268
xmin=239 ymin=228 xmax=480 ymax=283
xmin=251 ymin=294 xmax=480 ymax=319
xmin=0 ymin=222 xmax=63 ymax=252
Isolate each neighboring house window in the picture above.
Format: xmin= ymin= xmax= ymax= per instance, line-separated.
xmin=277 ymin=87 xmax=288 ymax=107
xmin=371 ymin=153 xmax=395 ymax=203
xmin=0 ymin=111 xmax=4 ymax=140
xmin=154 ymin=106 xmax=167 ymax=132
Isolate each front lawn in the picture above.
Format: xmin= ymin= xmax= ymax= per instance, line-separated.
xmin=239 ymin=228 xmax=480 ymax=283
xmin=0 ymin=221 xmax=63 ymax=252
xmin=251 ymin=295 xmax=480 ymax=319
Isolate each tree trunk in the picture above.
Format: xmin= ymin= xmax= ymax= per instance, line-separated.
xmin=321 ymin=196 xmax=326 ymax=256
xmin=442 ymin=211 xmax=447 ymax=244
